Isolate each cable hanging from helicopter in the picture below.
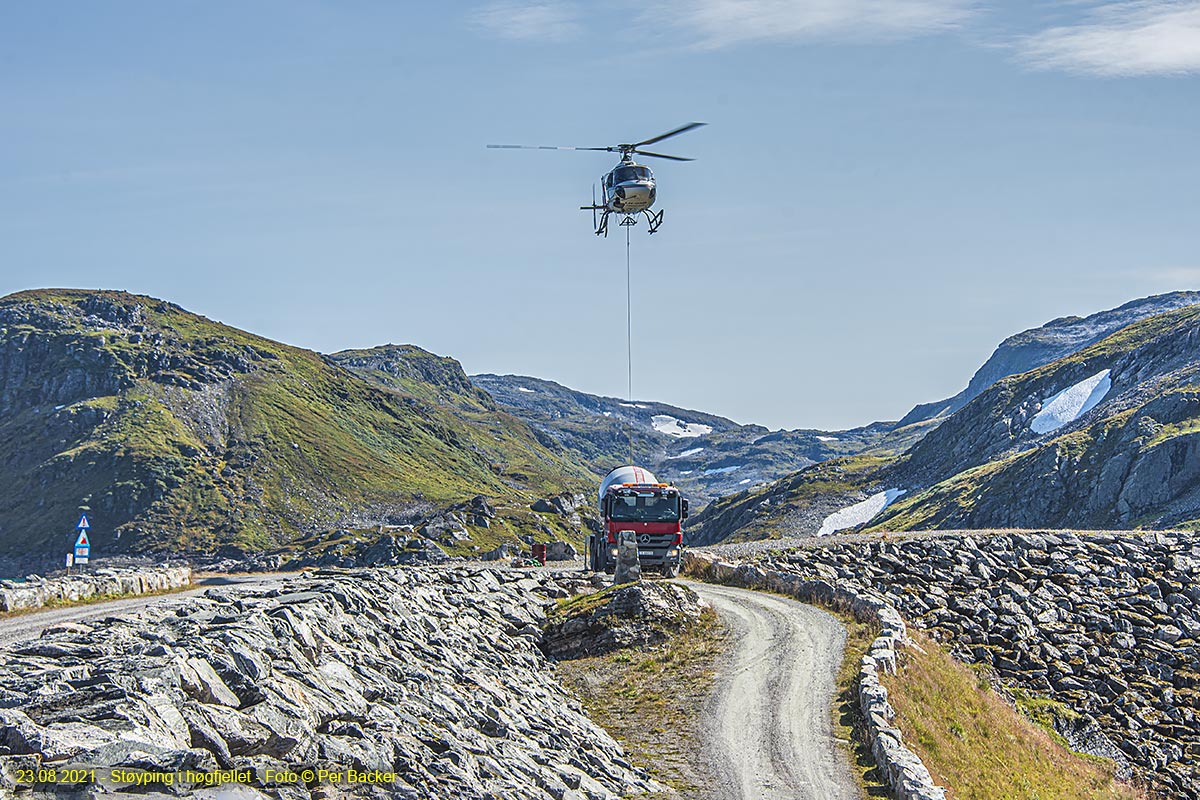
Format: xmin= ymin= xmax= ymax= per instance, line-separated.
xmin=487 ymin=122 xmax=706 ymax=237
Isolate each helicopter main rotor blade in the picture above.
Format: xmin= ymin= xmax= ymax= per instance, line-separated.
xmin=486 ymin=144 xmax=612 ymax=152
xmin=633 ymin=122 xmax=706 ymax=148
xmin=633 ymin=150 xmax=695 ymax=162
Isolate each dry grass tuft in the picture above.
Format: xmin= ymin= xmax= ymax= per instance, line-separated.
xmin=883 ymin=630 xmax=1145 ymax=800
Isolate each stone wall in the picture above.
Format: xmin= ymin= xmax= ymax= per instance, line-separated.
xmin=682 ymin=551 xmax=946 ymax=800
xmin=0 ymin=567 xmax=662 ymax=799
xmin=718 ymin=530 xmax=1199 ymax=798
xmin=0 ymin=567 xmax=192 ymax=612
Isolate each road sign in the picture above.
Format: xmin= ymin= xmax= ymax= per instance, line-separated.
xmin=73 ymin=518 xmax=91 ymax=566
xmin=66 ymin=552 xmax=74 ymax=568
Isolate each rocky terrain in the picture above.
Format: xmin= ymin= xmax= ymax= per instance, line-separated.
xmin=691 ymin=302 xmax=1200 ymax=542
xmin=714 ymin=530 xmax=1200 ymax=798
xmin=0 ymin=290 xmax=593 ymax=568
xmin=0 ymin=567 xmax=662 ymax=799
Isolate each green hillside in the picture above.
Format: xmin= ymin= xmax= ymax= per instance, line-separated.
xmin=0 ymin=289 xmax=590 ymax=559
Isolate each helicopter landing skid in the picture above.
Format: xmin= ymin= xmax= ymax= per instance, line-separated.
xmin=584 ymin=209 xmax=663 ymax=237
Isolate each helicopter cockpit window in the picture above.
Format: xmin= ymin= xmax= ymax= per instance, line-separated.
xmin=613 ymin=166 xmax=648 ymax=184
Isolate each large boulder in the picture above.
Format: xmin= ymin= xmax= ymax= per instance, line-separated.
xmin=545 ymin=541 xmax=576 ymax=561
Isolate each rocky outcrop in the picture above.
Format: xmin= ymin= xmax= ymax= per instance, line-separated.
xmin=0 ymin=567 xmax=191 ymax=612
xmin=0 ymin=567 xmax=663 ymax=799
xmin=542 ymin=582 xmax=708 ymax=660
xmin=329 ymin=345 xmax=495 ymax=410
xmin=683 ymin=551 xmax=947 ymax=800
xmin=719 ymin=530 xmax=1200 ymax=798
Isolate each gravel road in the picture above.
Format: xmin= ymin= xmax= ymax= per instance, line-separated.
xmin=0 ymin=573 xmax=292 ymax=647
xmin=686 ymin=581 xmax=857 ymax=800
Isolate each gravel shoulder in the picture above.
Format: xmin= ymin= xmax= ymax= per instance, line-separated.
xmin=685 ymin=580 xmax=857 ymax=800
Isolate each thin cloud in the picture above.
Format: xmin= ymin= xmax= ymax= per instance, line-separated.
xmin=469 ymin=1 xmax=581 ymax=42
xmin=643 ymin=0 xmax=976 ymax=49
xmin=1148 ymin=266 xmax=1200 ymax=286
xmin=1020 ymin=1 xmax=1200 ymax=76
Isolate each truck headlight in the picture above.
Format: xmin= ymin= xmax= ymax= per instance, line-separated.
xmin=609 ymin=548 xmax=618 ymax=557
xmin=668 ymin=547 xmax=680 ymax=557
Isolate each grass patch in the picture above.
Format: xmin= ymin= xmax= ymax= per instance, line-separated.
xmin=554 ymin=605 xmax=727 ymax=795
xmin=831 ymin=615 xmax=892 ymax=797
xmin=882 ymin=630 xmax=1145 ymax=800
xmin=0 ymin=582 xmax=193 ymax=619
xmin=549 ymin=585 xmax=621 ymax=620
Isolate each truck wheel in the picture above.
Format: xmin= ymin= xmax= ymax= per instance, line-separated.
xmin=661 ymin=562 xmax=679 ymax=578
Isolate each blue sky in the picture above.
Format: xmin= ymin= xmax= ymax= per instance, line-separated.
xmin=2 ymin=2 xmax=1198 ymax=430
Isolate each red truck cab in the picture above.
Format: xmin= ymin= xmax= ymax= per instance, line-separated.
xmin=588 ymin=466 xmax=688 ymax=577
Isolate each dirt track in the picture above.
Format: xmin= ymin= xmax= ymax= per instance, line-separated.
xmin=686 ymin=581 xmax=857 ymax=800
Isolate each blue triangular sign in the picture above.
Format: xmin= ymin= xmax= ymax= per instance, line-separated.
xmin=76 ymin=530 xmax=90 ymax=548
xmin=77 ymin=514 xmax=90 ymax=530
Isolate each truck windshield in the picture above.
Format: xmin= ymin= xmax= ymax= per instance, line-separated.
xmin=609 ymin=494 xmax=680 ymax=522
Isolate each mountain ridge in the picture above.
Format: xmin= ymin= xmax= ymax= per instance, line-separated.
xmin=689 ymin=302 xmax=1200 ymax=543
xmin=898 ymin=291 xmax=1200 ymax=426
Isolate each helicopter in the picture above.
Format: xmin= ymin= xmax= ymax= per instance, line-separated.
xmin=488 ymin=122 xmax=705 ymax=237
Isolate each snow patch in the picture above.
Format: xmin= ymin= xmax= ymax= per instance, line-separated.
xmin=816 ymin=435 xmax=839 ymax=442
xmin=602 ymin=411 xmax=612 ymax=417
xmin=703 ymin=465 xmax=741 ymax=476
xmin=651 ymin=414 xmax=713 ymax=438
xmin=817 ymin=489 xmax=906 ymax=537
xmin=667 ymin=447 xmax=705 ymax=460
xmin=619 ymin=403 xmax=649 ymax=409
xmin=517 ymin=387 xmax=536 ymax=394
xmin=679 ymin=470 xmax=693 ymax=475
xmin=738 ymin=479 xmax=752 ymax=485
xmin=1030 ymin=369 xmax=1111 ymax=435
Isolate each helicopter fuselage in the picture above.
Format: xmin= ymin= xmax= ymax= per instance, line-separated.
xmin=603 ymin=162 xmax=657 ymax=214
xmin=489 ymin=121 xmax=703 ymax=237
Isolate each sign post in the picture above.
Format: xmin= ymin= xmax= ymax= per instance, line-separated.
xmin=73 ymin=515 xmax=91 ymax=568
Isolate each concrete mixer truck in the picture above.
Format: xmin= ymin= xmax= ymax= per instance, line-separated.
xmin=587 ymin=466 xmax=689 ymax=577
